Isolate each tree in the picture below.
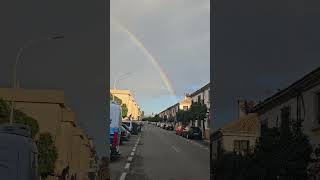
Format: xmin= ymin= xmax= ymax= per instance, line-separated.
xmin=213 ymin=114 xmax=313 ymax=180
xmin=0 ymin=99 xmax=39 ymax=138
xmin=121 ymin=103 xmax=128 ymax=118
xmin=189 ymin=102 xmax=207 ymax=135
xmin=110 ymin=94 xmax=122 ymax=105
xmin=176 ymin=109 xmax=190 ymax=125
xmin=37 ymin=133 xmax=58 ymax=179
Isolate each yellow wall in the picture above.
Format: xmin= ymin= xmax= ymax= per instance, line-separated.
xmin=0 ymin=88 xmax=93 ymax=180
xmin=110 ymin=89 xmax=141 ymax=120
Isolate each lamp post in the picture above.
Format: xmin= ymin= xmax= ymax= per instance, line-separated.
xmin=9 ymin=34 xmax=64 ymax=124
xmin=112 ymin=72 xmax=135 ymax=102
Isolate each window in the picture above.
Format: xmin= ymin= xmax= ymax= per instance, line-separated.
xmin=198 ymin=95 xmax=201 ymax=103
xmin=234 ymin=140 xmax=249 ymax=155
xmin=261 ymin=118 xmax=268 ymax=130
xmin=317 ymin=92 xmax=320 ymax=124
xmin=281 ymin=106 xmax=291 ymax=128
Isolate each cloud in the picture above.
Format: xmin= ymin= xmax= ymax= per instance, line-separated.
xmin=111 ymin=0 xmax=210 ymax=114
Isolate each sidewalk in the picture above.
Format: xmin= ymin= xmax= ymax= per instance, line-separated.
xmin=202 ymin=139 xmax=210 ymax=146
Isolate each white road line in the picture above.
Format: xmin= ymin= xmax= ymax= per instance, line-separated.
xmin=125 ymin=163 xmax=130 ymax=169
xmin=131 ymin=152 xmax=135 ymax=156
xmin=128 ymin=157 xmax=133 ymax=162
xmin=171 ymin=145 xmax=181 ymax=153
xmin=132 ymin=149 xmax=136 ymax=152
xmin=119 ymin=172 xmax=127 ymax=180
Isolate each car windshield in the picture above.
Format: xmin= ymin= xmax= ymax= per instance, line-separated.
xmin=123 ymin=122 xmax=130 ymax=126
xmin=191 ymin=127 xmax=200 ymax=132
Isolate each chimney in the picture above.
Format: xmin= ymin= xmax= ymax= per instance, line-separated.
xmin=238 ymin=98 xmax=247 ymax=118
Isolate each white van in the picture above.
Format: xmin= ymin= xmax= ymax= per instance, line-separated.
xmin=110 ymin=101 xmax=122 ymax=160
xmin=0 ymin=123 xmax=38 ymax=180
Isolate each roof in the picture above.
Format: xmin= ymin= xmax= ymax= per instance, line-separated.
xmin=189 ymin=82 xmax=210 ymax=97
xmin=0 ymin=88 xmax=66 ymax=106
xmin=252 ymin=66 xmax=320 ymax=113
xmin=220 ymin=113 xmax=259 ymax=134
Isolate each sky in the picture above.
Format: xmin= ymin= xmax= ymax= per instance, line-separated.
xmin=0 ymin=0 xmax=108 ymax=157
xmin=110 ymin=0 xmax=210 ymax=115
xmin=213 ymin=0 xmax=320 ymax=129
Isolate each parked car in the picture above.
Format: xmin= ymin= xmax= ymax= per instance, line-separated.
xmin=122 ymin=121 xmax=133 ymax=132
xmin=160 ymin=123 xmax=165 ymax=129
xmin=157 ymin=122 xmax=161 ymax=127
xmin=131 ymin=121 xmax=141 ymax=134
xmin=175 ymin=125 xmax=185 ymax=135
xmin=110 ymin=102 xmax=122 ymax=160
xmin=165 ymin=123 xmax=174 ymax=130
xmin=120 ymin=126 xmax=130 ymax=144
xmin=181 ymin=126 xmax=190 ymax=137
xmin=184 ymin=126 xmax=202 ymax=139
xmin=0 ymin=123 xmax=38 ymax=180
xmin=122 ymin=124 xmax=131 ymax=138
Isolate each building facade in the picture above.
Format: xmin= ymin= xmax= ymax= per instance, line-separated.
xmin=110 ymin=89 xmax=141 ymax=120
xmin=0 ymin=88 xmax=95 ymax=180
xmin=211 ymin=113 xmax=259 ymax=160
xmin=189 ymin=83 xmax=211 ymax=139
xmin=252 ymin=67 xmax=320 ymax=147
xmin=158 ymin=96 xmax=192 ymax=121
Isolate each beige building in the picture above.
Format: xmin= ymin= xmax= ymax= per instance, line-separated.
xmin=0 ymin=88 xmax=95 ymax=180
xmin=189 ymin=83 xmax=211 ymax=137
xmin=110 ymin=89 xmax=141 ymax=120
xmin=158 ymin=96 xmax=192 ymax=121
xmin=211 ymin=113 xmax=259 ymax=160
xmin=252 ymin=67 xmax=320 ymax=148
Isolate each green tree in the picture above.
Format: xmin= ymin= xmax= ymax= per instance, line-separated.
xmin=110 ymin=94 xmax=122 ymax=105
xmin=176 ymin=109 xmax=192 ymax=125
xmin=213 ymin=114 xmax=313 ymax=180
xmin=0 ymin=99 xmax=39 ymax=138
xmin=37 ymin=133 xmax=58 ymax=179
xmin=189 ymin=102 xmax=207 ymax=134
xmin=121 ymin=103 xmax=128 ymax=118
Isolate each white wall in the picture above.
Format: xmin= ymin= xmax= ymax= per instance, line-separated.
xmin=260 ymin=84 xmax=320 ymax=147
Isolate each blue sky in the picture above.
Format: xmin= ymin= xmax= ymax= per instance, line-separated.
xmin=110 ymin=0 xmax=210 ymax=115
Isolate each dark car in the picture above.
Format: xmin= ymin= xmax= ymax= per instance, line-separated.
xmin=165 ymin=123 xmax=174 ymax=130
xmin=131 ymin=121 xmax=141 ymax=135
xmin=120 ymin=126 xmax=130 ymax=145
xmin=184 ymin=126 xmax=202 ymax=139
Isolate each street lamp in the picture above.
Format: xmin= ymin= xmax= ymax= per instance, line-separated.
xmin=9 ymin=34 xmax=65 ymax=124
xmin=112 ymin=72 xmax=136 ymax=101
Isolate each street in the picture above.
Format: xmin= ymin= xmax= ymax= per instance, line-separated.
xmin=110 ymin=123 xmax=210 ymax=180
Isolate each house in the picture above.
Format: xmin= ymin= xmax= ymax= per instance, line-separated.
xmin=252 ymin=67 xmax=320 ymax=147
xmin=110 ymin=89 xmax=141 ymax=120
xmin=188 ymin=83 xmax=211 ymax=139
xmin=0 ymin=88 xmax=95 ymax=180
xmin=211 ymin=113 xmax=259 ymax=160
xmin=158 ymin=96 xmax=192 ymax=121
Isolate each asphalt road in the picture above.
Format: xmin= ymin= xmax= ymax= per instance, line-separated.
xmin=110 ymin=123 xmax=210 ymax=180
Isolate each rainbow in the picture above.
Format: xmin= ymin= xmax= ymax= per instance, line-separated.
xmin=112 ymin=19 xmax=177 ymax=99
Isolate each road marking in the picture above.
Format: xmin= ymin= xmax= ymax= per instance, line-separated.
xmin=120 ymin=172 xmax=127 ymax=180
xmin=171 ymin=145 xmax=181 ymax=153
xmin=132 ymin=149 xmax=136 ymax=152
xmin=128 ymin=157 xmax=133 ymax=162
xmin=131 ymin=152 xmax=135 ymax=156
xmin=125 ymin=163 xmax=130 ymax=169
